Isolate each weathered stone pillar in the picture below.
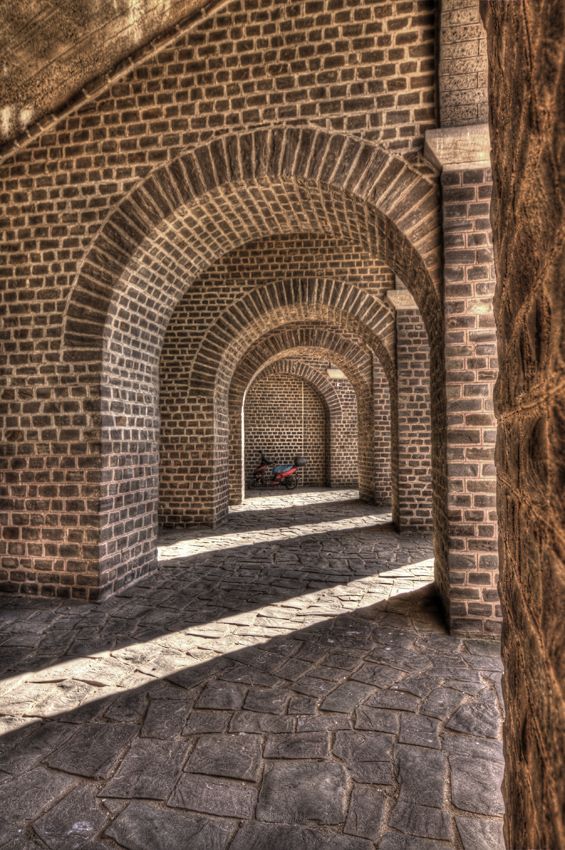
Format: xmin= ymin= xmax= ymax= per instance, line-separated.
xmin=387 ymin=289 xmax=433 ymax=531
xmin=426 ymin=126 xmax=500 ymax=636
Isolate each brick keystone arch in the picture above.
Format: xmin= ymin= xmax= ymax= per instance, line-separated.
xmin=160 ymin=318 xmax=379 ymax=525
xmin=241 ymin=364 xmax=335 ymax=496
xmin=222 ymin=320 xmax=385 ymax=513
xmin=59 ymin=127 xmax=445 ymax=599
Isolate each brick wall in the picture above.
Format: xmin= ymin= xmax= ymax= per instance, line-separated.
xmin=244 ymin=373 xmax=328 ymax=487
xmin=255 ymin=356 xmax=360 ymax=489
xmin=159 ymin=247 xmax=398 ymax=527
xmin=482 ymin=2 xmax=565 ymax=846
xmin=1 ymin=0 xmax=438 ymax=164
xmin=374 ymin=355 xmax=393 ymax=506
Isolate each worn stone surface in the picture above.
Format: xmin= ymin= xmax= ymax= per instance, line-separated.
xmin=343 ymin=786 xmax=386 ymax=840
xmin=169 ymin=774 xmax=257 ymax=819
xmin=33 ymin=786 xmax=108 ymax=850
xmin=187 ymin=734 xmax=262 ymax=781
xmin=455 ymin=815 xmax=505 ymax=850
xmin=45 ymin=723 xmax=138 ymax=779
xmin=389 ymin=802 xmax=452 ymax=841
xmin=395 ymin=745 xmax=447 ymax=808
xmin=0 ymin=767 xmax=74 ymax=821
xmin=257 ymin=761 xmax=348 ymax=826
xmin=104 ymin=801 xmax=233 ymax=850
xmin=102 ymin=738 xmax=188 ymax=800
xmin=482 ymin=2 xmax=565 ymax=838
xmin=0 ymin=492 xmax=504 ymax=846
xmin=263 ymin=732 xmax=329 ymax=759
xmin=450 ymin=757 xmax=504 ymax=816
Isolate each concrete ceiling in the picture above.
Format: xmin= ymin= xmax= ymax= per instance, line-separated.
xmin=0 ymin=0 xmax=216 ymax=143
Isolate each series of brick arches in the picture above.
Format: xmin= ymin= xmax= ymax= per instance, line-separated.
xmin=224 ymin=323 xmax=392 ymax=512
xmin=60 ymin=128 xmax=445 ymax=603
xmin=239 ymin=361 xmax=341 ymax=493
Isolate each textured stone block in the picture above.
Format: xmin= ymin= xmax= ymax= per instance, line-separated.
xmin=104 ymin=801 xmax=233 ymax=850
xmin=257 ymin=761 xmax=347 ymax=825
xmin=169 ymin=774 xmax=257 ymax=819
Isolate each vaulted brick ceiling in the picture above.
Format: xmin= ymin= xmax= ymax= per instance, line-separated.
xmin=0 ymin=0 xmax=217 ymax=143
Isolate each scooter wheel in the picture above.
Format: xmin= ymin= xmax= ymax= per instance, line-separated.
xmin=284 ymin=474 xmax=298 ymax=490
xmin=248 ymin=478 xmax=258 ymax=490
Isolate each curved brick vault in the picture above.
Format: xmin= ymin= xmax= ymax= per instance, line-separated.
xmin=160 ymin=317 xmax=381 ymax=526
xmin=240 ymin=362 xmax=337 ymax=496
xmin=190 ymin=279 xmax=396 ymax=396
xmin=63 ymin=127 xmax=442 ymax=361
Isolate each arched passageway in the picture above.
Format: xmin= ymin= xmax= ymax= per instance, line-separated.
xmin=59 ymin=128 xmax=448 ymax=608
xmin=243 ymin=370 xmax=332 ymax=489
xmin=223 ymin=322 xmax=395 ymax=514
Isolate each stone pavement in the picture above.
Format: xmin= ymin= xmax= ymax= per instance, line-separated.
xmin=0 ymin=489 xmax=505 ymax=849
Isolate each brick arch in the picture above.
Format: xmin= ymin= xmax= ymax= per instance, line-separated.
xmin=190 ymin=278 xmax=395 ymax=399
xmin=221 ymin=330 xmax=381 ymax=510
xmin=228 ymin=326 xmax=374 ymax=410
xmin=63 ymin=127 xmax=441 ymax=364
xmin=160 ymin=318 xmax=381 ymax=524
xmin=62 ymin=127 xmax=445 ymax=597
xmin=250 ymin=360 xmax=343 ymax=421
xmin=243 ymin=364 xmax=335 ymax=494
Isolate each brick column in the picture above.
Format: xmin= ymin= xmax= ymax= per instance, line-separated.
xmin=373 ymin=357 xmax=392 ymax=506
xmin=388 ymin=290 xmax=433 ymax=531
xmin=426 ymin=127 xmax=501 ymax=636
xmin=228 ymin=405 xmax=244 ymax=506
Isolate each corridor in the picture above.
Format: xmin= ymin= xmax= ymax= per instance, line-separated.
xmin=0 ymin=491 xmax=504 ymax=850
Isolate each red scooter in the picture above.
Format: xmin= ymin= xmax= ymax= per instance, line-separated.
xmin=248 ymin=451 xmax=307 ymax=490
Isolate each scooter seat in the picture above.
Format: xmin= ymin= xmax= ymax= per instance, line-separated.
xmin=273 ymin=464 xmax=293 ymax=474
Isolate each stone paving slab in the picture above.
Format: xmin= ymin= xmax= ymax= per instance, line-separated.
xmin=0 ymin=490 xmax=505 ymax=849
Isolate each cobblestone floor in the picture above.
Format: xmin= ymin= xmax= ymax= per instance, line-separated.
xmin=0 ymin=489 xmax=505 ymax=850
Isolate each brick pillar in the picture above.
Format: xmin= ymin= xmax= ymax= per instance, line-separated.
xmin=228 ymin=404 xmax=244 ymax=506
xmin=388 ymin=290 xmax=433 ymax=531
xmin=426 ymin=128 xmax=501 ymax=636
xmin=373 ymin=356 xmax=392 ymax=506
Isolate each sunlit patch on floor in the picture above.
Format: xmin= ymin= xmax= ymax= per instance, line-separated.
xmin=0 ymin=490 xmax=503 ymax=849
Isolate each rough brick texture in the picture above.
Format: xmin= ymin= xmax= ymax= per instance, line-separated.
xmin=244 ymin=373 xmax=328 ymax=487
xmin=0 ymin=0 xmax=438 ymax=160
xmin=243 ymin=358 xmax=360 ymax=489
xmin=441 ymin=164 xmax=499 ymax=636
xmin=395 ymin=303 xmax=433 ymax=530
xmin=439 ymin=0 xmax=488 ymax=127
xmin=482 ymin=1 xmax=565 ymax=847
xmin=0 ymin=0 xmax=458 ymax=634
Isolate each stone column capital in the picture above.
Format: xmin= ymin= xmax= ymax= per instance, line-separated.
xmin=386 ymin=290 xmax=417 ymax=310
xmin=424 ymin=125 xmax=491 ymax=171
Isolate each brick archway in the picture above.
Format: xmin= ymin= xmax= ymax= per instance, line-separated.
xmin=225 ymin=332 xmax=378 ymax=510
xmin=161 ymin=289 xmax=397 ymax=528
xmin=60 ymin=127 xmax=444 ymax=599
xmin=63 ymin=128 xmax=441 ymax=363
xmin=251 ymin=360 xmax=343 ymax=420
xmin=243 ymin=364 xmax=336 ymax=494
xmin=189 ymin=279 xmax=395 ymax=397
